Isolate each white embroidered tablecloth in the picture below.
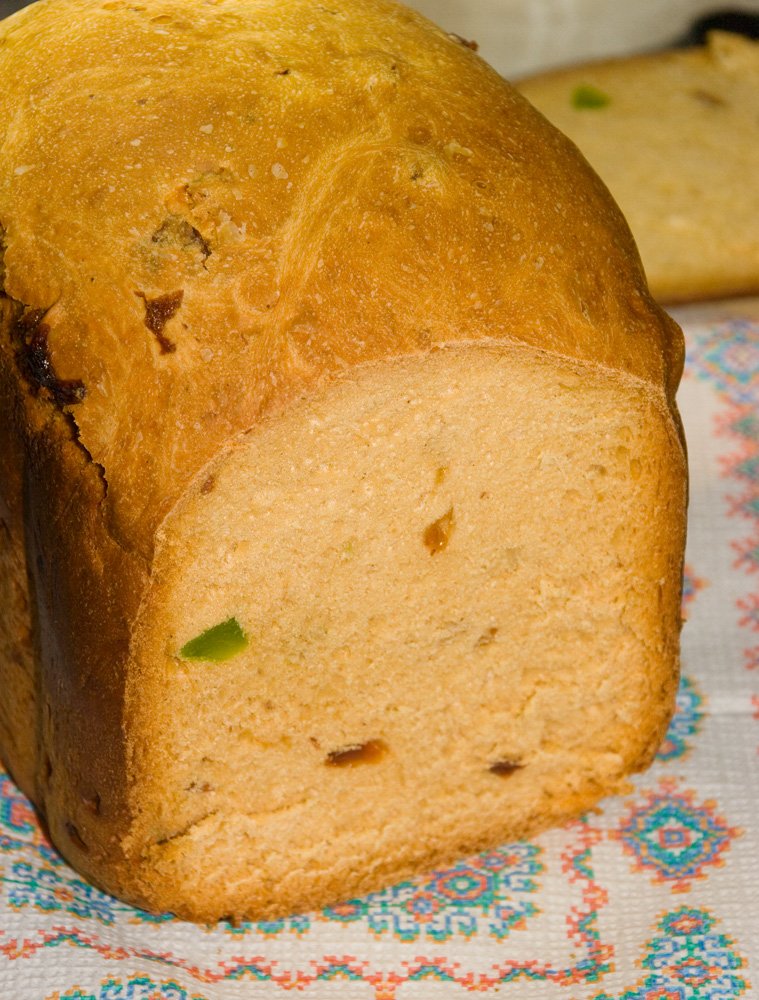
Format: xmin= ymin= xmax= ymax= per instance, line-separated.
xmin=0 ymin=301 xmax=757 ymax=999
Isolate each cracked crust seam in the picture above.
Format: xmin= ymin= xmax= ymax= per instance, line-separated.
xmin=0 ymin=223 xmax=123 ymax=537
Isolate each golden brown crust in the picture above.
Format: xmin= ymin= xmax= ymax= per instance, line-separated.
xmin=0 ymin=0 xmax=682 ymax=551
xmin=0 ymin=0 xmax=686 ymax=918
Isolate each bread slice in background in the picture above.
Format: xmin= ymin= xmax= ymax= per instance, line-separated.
xmin=518 ymin=32 xmax=759 ymax=303
xmin=0 ymin=0 xmax=686 ymax=921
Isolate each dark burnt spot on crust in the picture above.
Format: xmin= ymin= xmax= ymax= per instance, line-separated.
xmin=200 ymin=474 xmax=216 ymax=495
xmin=12 ymin=308 xmax=87 ymax=406
xmin=137 ymin=289 xmax=183 ymax=353
xmin=65 ymin=820 xmax=89 ymax=852
xmin=489 ymin=759 xmax=524 ymax=777
xmin=152 ymin=215 xmax=212 ymax=262
xmin=449 ymin=32 xmax=478 ymax=51
xmin=275 ymin=67 xmax=291 ymax=75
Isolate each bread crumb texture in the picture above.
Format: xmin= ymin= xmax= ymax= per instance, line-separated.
xmin=518 ymin=32 xmax=759 ymax=302
xmin=0 ymin=0 xmax=686 ymax=921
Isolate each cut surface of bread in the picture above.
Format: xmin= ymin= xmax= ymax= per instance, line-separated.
xmin=0 ymin=0 xmax=686 ymax=921
xmin=518 ymin=32 xmax=759 ymax=303
xmin=123 ymin=344 xmax=684 ymax=921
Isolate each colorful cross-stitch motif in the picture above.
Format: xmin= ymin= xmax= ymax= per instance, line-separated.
xmin=44 ymin=908 xmax=751 ymax=1000
xmin=3 ymin=859 xmax=172 ymax=928
xmin=681 ymin=564 xmax=707 ymax=616
xmin=591 ymin=907 xmax=748 ymax=1000
xmin=724 ymin=402 xmax=759 ymax=673
xmin=717 ymin=405 xmax=759 ymax=582
xmin=0 ymin=772 xmax=57 ymax=864
xmin=320 ymin=843 xmax=541 ymax=942
xmin=7 ymin=861 xmax=122 ymax=925
xmin=655 ymin=564 xmax=707 ymax=763
xmin=687 ymin=320 xmax=759 ymax=404
xmin=688 ymin=320 xmax=759 ymax=677
xmin=656 ymin=676 xmax=705 ymax=763
xmin=613 ymin=779 xmax=741 ymax=892
xmin=220 ymin=912 xmax=311 ymax=937
xmin=49 ymin=980 xmax=206 ymax=1000
xmin=737 ymin=593 xmax=759 ymax=633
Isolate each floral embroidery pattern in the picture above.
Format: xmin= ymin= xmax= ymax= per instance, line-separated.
xmin=320 ymin=843 xmax=541 ymax=942
xmin=48 ymin=979 xmax=207 ymax=1000
xmin=688 ymin=320 xmax=759 ymax=674
xmin=656 ymin=676 xmax=705 ymax=763
xmin=681 ymin=564 xmax=707 ymax=616
xmin=0 ymin=772 xmax=57 ymax=864
xmin=614 ymin=780 xmax=741 ymax=892
xmin=592 ymin=907 xmax=748 ymax=999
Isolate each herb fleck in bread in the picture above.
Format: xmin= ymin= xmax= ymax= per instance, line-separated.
xmin=518 ymin=32 xmax=759 ymax=303
xmin=0 ymin=0 xmax=687 ymax=922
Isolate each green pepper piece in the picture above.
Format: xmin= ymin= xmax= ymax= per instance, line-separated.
xmin=180 ymin=617 xmax=248 ymax=662
xmin=571 ymin=84 xmax=611 ymax=109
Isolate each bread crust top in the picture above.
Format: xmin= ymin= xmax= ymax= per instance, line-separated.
xmin=0 ymin=0 xmax=682 ymax=557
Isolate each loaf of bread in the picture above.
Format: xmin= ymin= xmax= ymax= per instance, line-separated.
xmin=517 ymin=32 xmax=759 ymax=303
xmin=0 ymin=0 xmax=687 ymax=922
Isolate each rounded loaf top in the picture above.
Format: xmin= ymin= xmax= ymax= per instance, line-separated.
xmin=0 ymin=0 xmax=683 ymax=556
